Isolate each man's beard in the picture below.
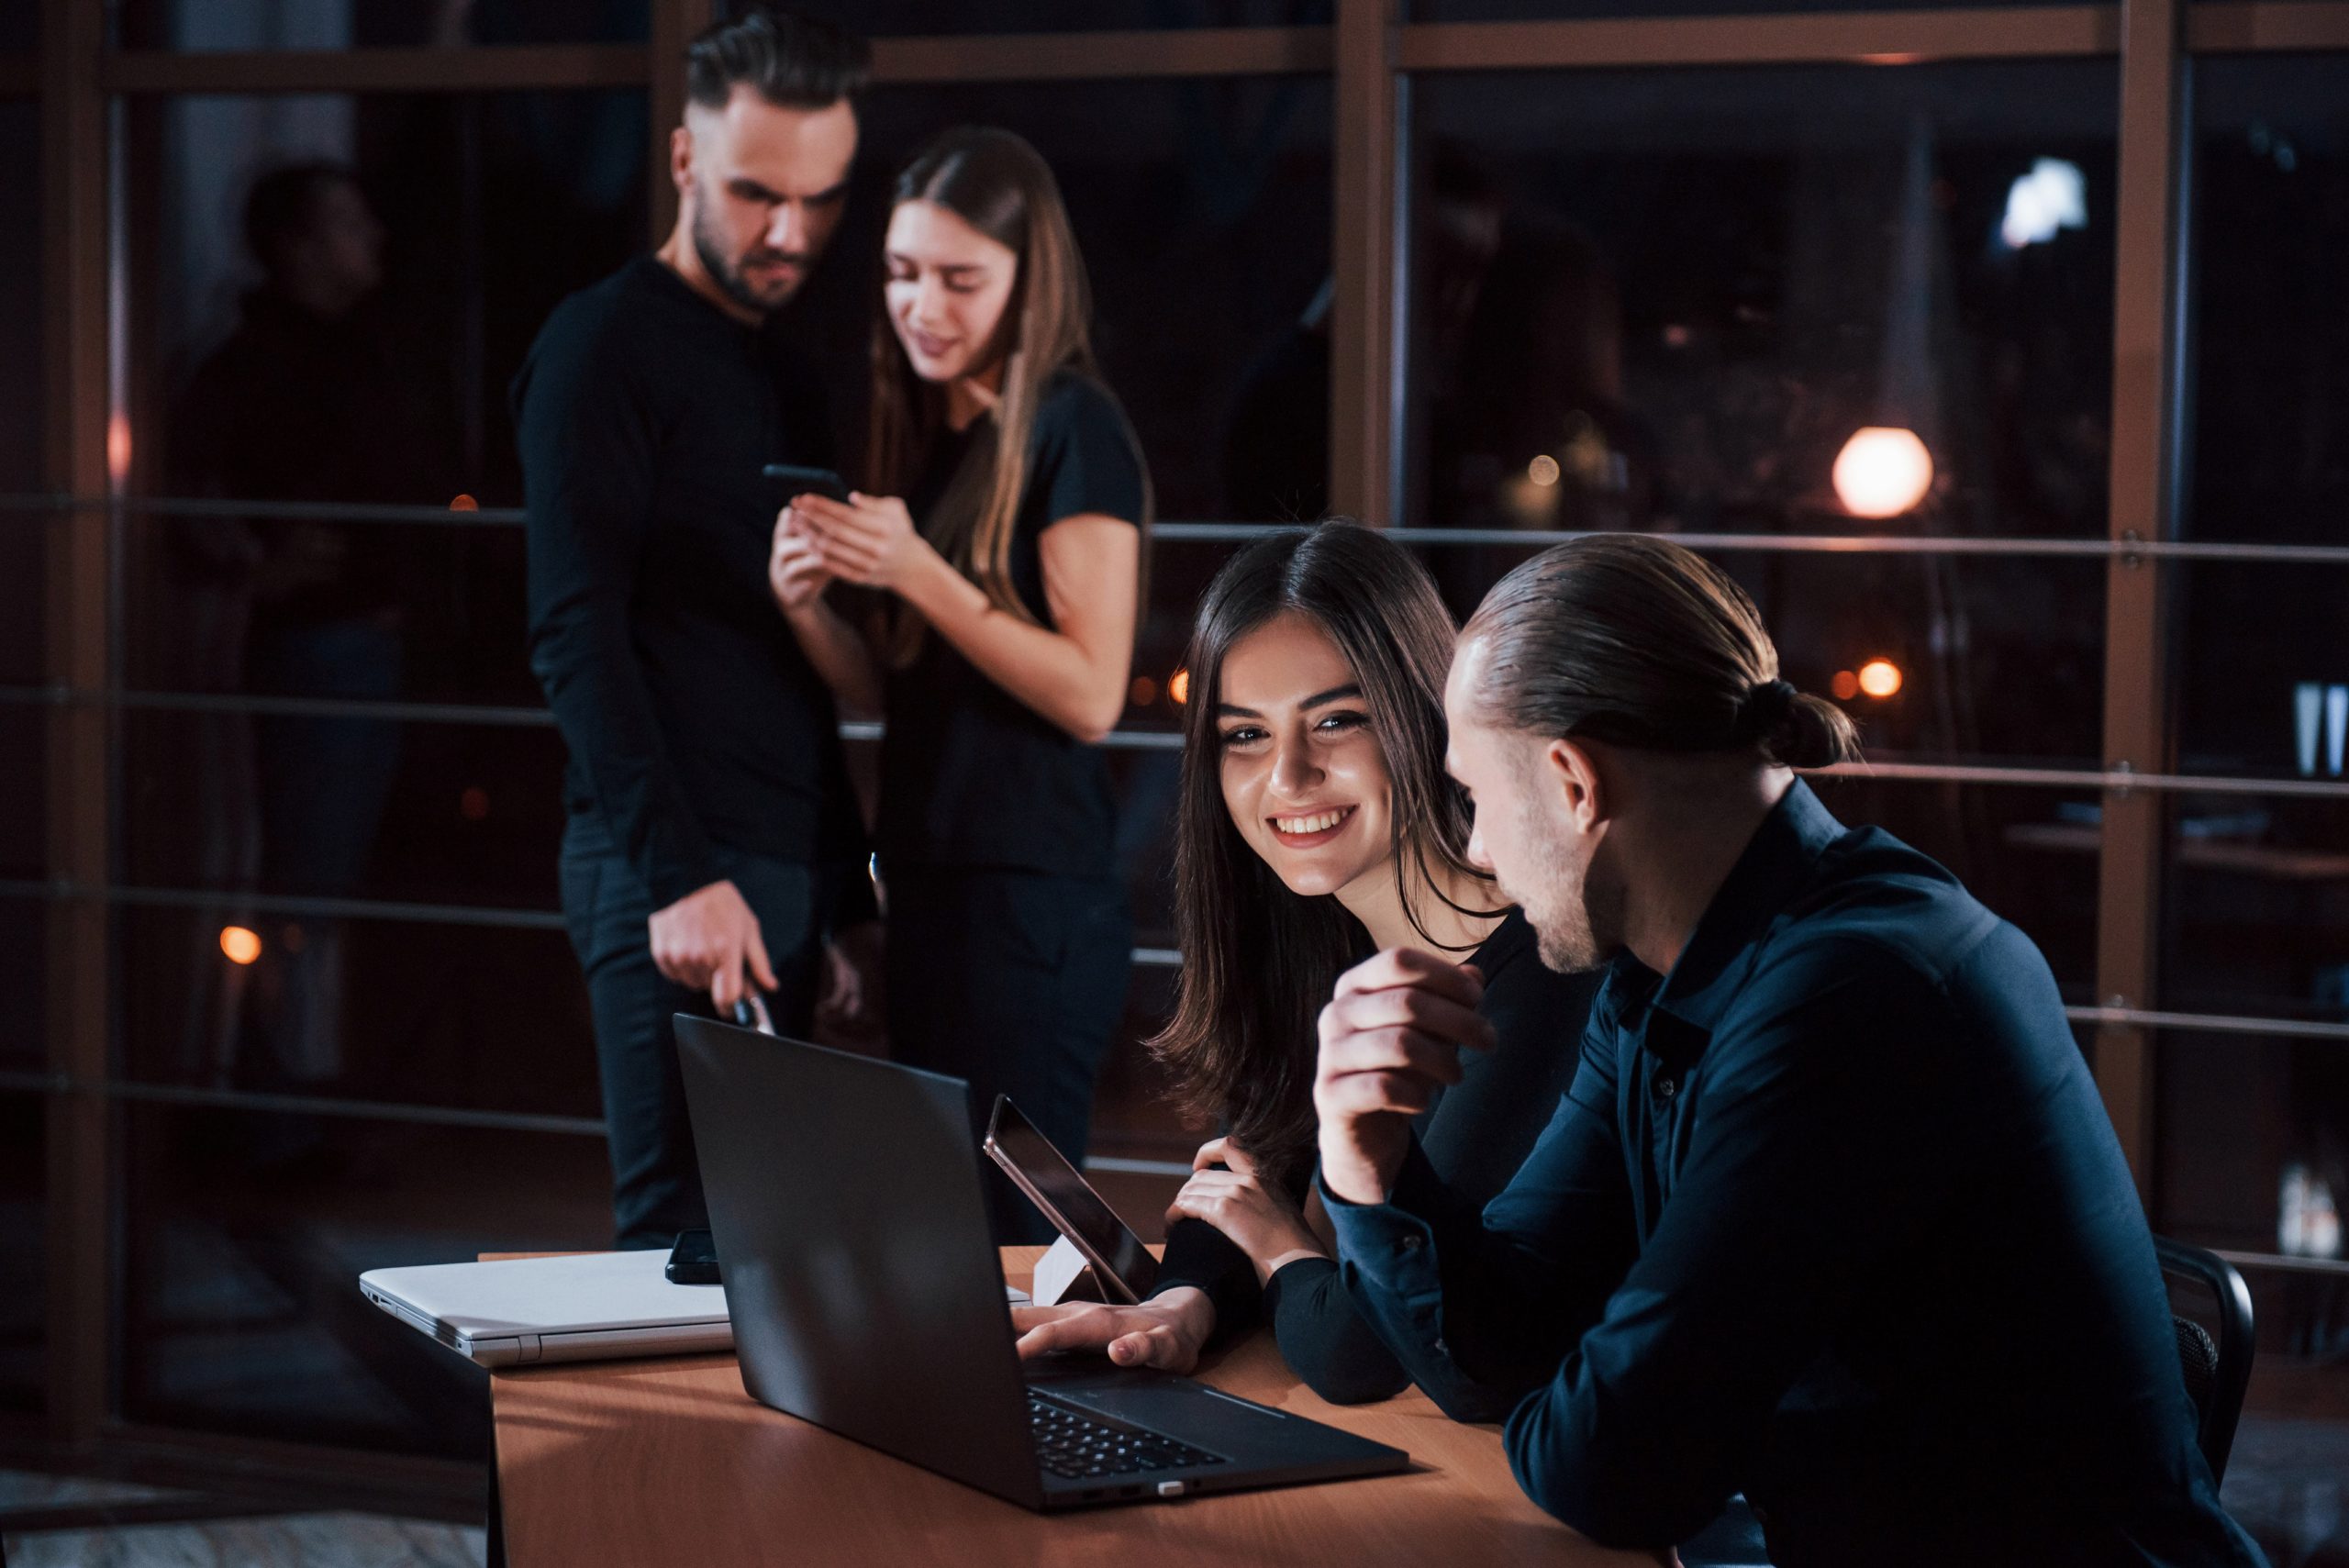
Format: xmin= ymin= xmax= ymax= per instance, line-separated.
xmin=692 ymin=197 xmax=810 ymax=317
xmin=1509 ymin=793 xmax=1616 ymax=974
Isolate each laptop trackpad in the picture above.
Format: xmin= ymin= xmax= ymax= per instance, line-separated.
xmin=1039 ymin=1371 xmax=1292 ymax=1451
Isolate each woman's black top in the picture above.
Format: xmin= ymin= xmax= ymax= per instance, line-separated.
xmin=877 ymin=372 xmax=1146 ymax=878
xmin=1151 ymin=907 xmax=1602 ymax=1404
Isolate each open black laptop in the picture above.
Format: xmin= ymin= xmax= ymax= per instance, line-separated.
xmin=673 ymin=1015 xmax=1408 ymax=1511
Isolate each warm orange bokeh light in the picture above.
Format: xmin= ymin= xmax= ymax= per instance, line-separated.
xmin=1831 ymin=670 xmax=1861 ymax=702
xmin=1857 ymin=659 xmax=1904 ymax=699
xmin=1527 ymin=454 xmax=1561 ymax=487
xmin=1129 ymin=675 xmax=1157 ymax=707
xmin=219 ymin=926 xmax=262 ymax=965
xmin=1168 ymin=668 xmax=1190 ymax=706
xmin=107 ymin=413 xmax=133 ymax=484
xmin=1831 ymin=427 xmax=1934 ymax=519
xmin=449 ymin=494 xmax=480 ymax=511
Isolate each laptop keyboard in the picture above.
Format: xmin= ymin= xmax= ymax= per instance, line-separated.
xmin=1028 ymin=1392 xmax=1227 ymax=1480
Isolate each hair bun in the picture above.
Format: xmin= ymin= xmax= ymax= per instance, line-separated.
xmin=1739 ymin=678 xmax=1798 ymax=738
xmin=1765 ymin=687 xmax=1862 ymax=770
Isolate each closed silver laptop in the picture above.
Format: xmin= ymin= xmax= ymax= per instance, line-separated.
xmin=359 ymin=1250 xmax=732 ymax=1367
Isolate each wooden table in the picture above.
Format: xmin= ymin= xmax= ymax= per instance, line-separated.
xmin=488 ymin=1247 xmax=1656 ymax=1566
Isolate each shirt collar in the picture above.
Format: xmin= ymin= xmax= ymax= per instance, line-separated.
xmin=1601 ymin=778 xmax=1847 ymax=1068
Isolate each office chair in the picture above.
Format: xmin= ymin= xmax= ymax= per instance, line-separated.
xmin=2153 ymin=1235 xmax=2255 ymax=1484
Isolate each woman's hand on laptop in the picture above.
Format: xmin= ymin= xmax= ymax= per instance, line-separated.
xmin=1011 ymin=1288 xmax=1214 ymax=1373
xmin=1168 ymin=1139 xmax=1327 ymax=1287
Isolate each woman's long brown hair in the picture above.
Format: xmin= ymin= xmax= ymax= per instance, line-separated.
xmin=866 ymin=126 xmax=1145 ymax=664
xmin=1149 ymin=522 xmax=1497 ymax=1187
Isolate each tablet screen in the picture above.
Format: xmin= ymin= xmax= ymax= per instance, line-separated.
xmin=985 ymin=1096 xmax=1158 ymax=1300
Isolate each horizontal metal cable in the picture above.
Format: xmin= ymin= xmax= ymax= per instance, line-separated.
xmin=0 ymin=1068 xmax=1198 ymax=1176
xmin=2065 ymin=1005 xmax=2349 ymax=1042
xmin=0 ymin=684 xmax=560 ymax=728
xmin=0 ymin=878 xmax=570 ymax=931
xmin=12 ymin=684 xmax=2346 ymax=796
xmin=2210 ymin=1249 xmax=2349 ymax=1278
xmin=1811 ymin=759 xmax=2349 ymax=801
xmin=10 ymin=494 xmax=2349 ymax=564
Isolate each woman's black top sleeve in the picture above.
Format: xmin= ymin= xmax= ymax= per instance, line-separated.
xmin=1271 ymin=910 xmax=1600 ymax=1402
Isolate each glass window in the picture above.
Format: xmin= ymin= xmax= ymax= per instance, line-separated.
xmin=2172 ymin=562 xmax=2349 ymax=784
xmin=1399 ymin=540 xmax=2106 ymax=766
xmin=114 ymin=0 xmax=650 ymax=51
xmin=118 ymin=1104 xmax=609 ymax=1455
xmin=115 ymin=908 xmax=596 ymax=1118
xmin=1402 ymin=61 xmax=2118 ymax=541
xmin=2157 ymin=1029 xmax=2347 ymax=1265
xmin=1414 ymin=0 xmax=2060 ymax=17
xmin=2157 ymin=792 xmax=2349 ymax=1028
xmin=2189 ymin=55 xmax=2349 ymax=546
xmin=119 ymin=708 xmax=566 ymax=906
xmin=123 ymin=90 xmax=649 ymax=516
xmin=0 ymin=899 xmax=46 ymax=1070
xmin=0 ymin=1093 xmax=40 ymax=1417
xmin=740 ymin=0 xmax=1330 ymax=38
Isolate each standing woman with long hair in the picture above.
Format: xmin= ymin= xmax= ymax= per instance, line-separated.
xmin=769 ymin=127 xmax=1147 ymax=1241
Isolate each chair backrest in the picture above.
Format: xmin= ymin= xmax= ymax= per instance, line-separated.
xmin=2151 ymin=1235 xmax=2254 ymax=1484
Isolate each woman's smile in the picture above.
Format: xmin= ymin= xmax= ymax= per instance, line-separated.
xmin=1267 ymin=804 xmax=1358 ymax=848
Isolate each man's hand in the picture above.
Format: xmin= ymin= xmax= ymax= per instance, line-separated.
xmin=1313 ymin=947 xmax=1494 ymax=1207
xmin=818 ymin=919 xmax=885 ymax=1031
xmin=1167 ymin=1139 xmax=1325 ymax=1285
xmin=648 ymin=879 xmax=775 ymax=1012
xmin=1011 ymin=1288 xmax=1215 ymax=1373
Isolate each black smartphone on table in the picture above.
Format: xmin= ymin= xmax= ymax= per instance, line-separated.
xmin=761 ymin=463 xmax=852 ymax=503
xmin=666 ymin=1229 xmax=721 ymax=1285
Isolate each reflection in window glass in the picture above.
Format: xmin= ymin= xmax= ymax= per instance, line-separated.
xmin=119 ymin=706 xmax=565 ymax=906
xmin=2159 ymin=791 xmax=2349 ymax=1027
xmin=1404 ymin=63 xmax=2117 ymax=541
xmin=736 ymin=0 xmax=1329 ymax=37
xmin=119 ymin=1106 xmax=610 ymax=1456
xmin=1413 ymin=0 xmax=2054 ymax=17
xmin=2174 ymin=562 xmax=2349 ymax=783
xmin=116 ymin=908 xmax=596 ymax=1118
xmin=0 ymin=1093 xmax=39 ymax=1416
xmin=2158 ymin=1032 xmax=2349 ymax=1273
xmin=115 ymin=0 xmax=650 ymax=50
xmin=1399 ymin=540 xmax=2103 ymax=765
xmin=126 ymin=90 xmax=648 ymax=515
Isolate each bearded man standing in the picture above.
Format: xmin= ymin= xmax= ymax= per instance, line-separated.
xmin=515 ymin=10 xmax=877 ymax=1250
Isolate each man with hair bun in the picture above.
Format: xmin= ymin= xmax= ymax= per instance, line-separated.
xmin=1313 ymin=535 xmax=2263 ymax=1564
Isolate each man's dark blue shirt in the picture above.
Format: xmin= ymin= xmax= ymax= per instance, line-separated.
xmin=1326 ymin=781 xmax=2264 ymax=1566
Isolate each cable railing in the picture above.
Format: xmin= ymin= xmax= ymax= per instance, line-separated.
xmin=8 ymin=491 xmax=2348 ymax=1057
xmin=9 ymin=491 xmax=2349 ymax=564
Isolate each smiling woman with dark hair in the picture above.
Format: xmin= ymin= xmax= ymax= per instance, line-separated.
xmin=1009 ymin=520 xmax=1599 ymax=1402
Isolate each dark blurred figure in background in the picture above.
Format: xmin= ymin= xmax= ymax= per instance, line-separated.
xmin=170 ymin=161 xmax=456 ymax=1089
